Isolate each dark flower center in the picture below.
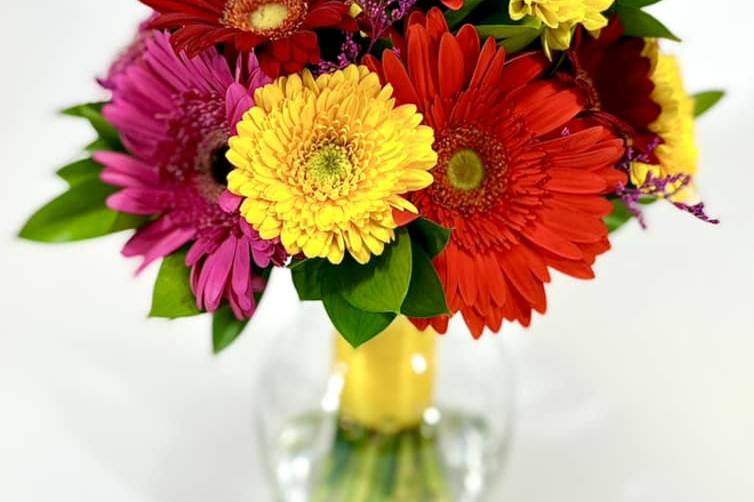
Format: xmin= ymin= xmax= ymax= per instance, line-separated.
xmin=210 ymin=145 xmax=234 ymax=186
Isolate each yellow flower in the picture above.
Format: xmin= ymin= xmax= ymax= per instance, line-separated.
xmin=509 ymin=0 xmax=614 ymax=58
xmin=226 ymin=65 xmax=437 ymax=265
xmin=632 ymin=41 xmax=698 ymax=201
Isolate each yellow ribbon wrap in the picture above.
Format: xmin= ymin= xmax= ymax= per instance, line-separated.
xmin=335 ymin=317 xmax=437 ymax=433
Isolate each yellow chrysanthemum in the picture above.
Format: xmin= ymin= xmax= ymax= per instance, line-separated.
xmin=226 ymin=65 xmax=437 ymax=265
xmin=632 ymin=41 xmax=698 ymax=201
xmin=509 ymin=0 xmax=614 ymax=58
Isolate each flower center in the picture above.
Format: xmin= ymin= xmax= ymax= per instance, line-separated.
xmin=293 ymin=137 xmax=361 ymax=201
xmin=249 ymin=3 xmax=290 ymax=31
xmin=193 ymin=131 xmax=233 ymax=202
xmin=427 ymin=127 xmax=508 ymax=215
xmin=223 ymin=0 xmax=307 ymax=39
xmin=307 ymin=144 xmax=353 ymax=184
xmin=447 ymin=148 xmax=485 ymax=192
xmin=210 ymin=145 xmax=234 ymax=186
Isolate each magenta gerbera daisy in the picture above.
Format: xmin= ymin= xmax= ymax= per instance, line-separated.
xmin=94 ymin=31 xmax=286 ymax=320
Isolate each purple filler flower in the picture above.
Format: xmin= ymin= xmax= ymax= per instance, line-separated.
xmin=95 ymin=32 xmax=286 ymax=320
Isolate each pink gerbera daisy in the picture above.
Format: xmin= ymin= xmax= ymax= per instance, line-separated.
xmin=94 ymin=31 xmax=286 ymax=320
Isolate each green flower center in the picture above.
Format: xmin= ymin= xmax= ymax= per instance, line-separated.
xmin=446 ymin=148 xmax=485 ymax=192
xmin=307 ymin=144 xmax=353 ymax=184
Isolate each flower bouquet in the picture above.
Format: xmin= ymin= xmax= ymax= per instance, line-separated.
xmin=21 ymin=0 xmax=722 ymax=500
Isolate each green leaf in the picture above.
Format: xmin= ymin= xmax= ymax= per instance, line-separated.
xmin=500 ymin=27 xmax=543 ymax=54
xmin=616 ymin=0 xmax=662 ymax=7
xmin=616 ymin=6 xmax=680 ymax=41
xmin=56 ymin=158 xmax=103 ymax=187
xmin=323 ymin=292 xmax=396 ymax=348
xmin=85 ymin=137 xmax=120 ymax=153
xmin=408 ymin=218 xmax=451 ymax=259
xmin=19 ymin=178 xmax=144 ymax=243
xmin=63 ymin=102 xmax=122 ymax=150
xmin=212 ymin=305 xmax=250 ymax=354
xmin=401 ymin=242 xmax=449 ymax=319
xmin=291 ymin=259 xmax=325 ymax=301
xmin=693 ymin=90 xmax=725 ymax=117
xmin=445 ymin=0 xmax=483 ymax=28
xmin=331 ymin=228 xmax=413 ymax=314
xmin=149 ymin=250 xmax=201 ymax=320
xmin=477 ymin=24 xmax=540 ymax=39
xmin=605 ymin=199 xmax=635 ymax=233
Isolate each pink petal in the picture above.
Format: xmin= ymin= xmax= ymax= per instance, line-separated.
xmin=232 ymin=237 xmax=251 ymax=297
xmin=219 ymin=190 xmax=243 ymax=213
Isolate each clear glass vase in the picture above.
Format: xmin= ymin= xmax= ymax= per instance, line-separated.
xmin=254 ymin=303 xmax=515 ymax=502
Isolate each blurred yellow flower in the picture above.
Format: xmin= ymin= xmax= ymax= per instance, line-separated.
xmin=509 ymin=0 xmax=614 ymax=58
xmin=632 ymin=41 xmax=698 ymax=201
xmin=226 ymin=65 xmax=437 ymax=265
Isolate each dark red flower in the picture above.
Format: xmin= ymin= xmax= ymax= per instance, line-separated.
xmin=140 ymin=0 xmax=358 ymax=77
xmin=366 ymin=9 xmax=626 ymax=337
xmin=568 ymin=17 xmax=661 ymax=154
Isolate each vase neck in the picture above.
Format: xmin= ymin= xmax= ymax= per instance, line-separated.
xmin=334 ymin=317 xmax=437 ymax=433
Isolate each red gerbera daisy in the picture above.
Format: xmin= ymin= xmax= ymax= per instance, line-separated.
xmin=139 ymin=0 xmax=358 ymax=77
xmin=568 ymin=17 xmax=661 ymax=155
xmin=365 ymin=8 xmax=627 ymax=337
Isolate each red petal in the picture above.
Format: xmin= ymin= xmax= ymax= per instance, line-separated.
xmin=438 ymin=33 xmax=465 ymax=98
xmin=383 ymin=50 xmax=422 ymax=107
xmin=392 ymin=208 xmax=420 ymax=227
xmin=441 ymin=0 xmax=464 ymax=10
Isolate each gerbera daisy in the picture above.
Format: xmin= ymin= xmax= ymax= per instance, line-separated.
xmin=568 ymin=18 xmax=660 ymax=151
xmin=365 ymin=9 xmax=626 ymax=337
xmin=226 ymin=65 xmax=437 ymax=265
xmin=510 ymin=0 xmax=614 ymax=58
xmin=94 ymin=32 xmax=286 ymax=320
xmin=139 ymin=0 xmax=358 ymax=77
xmin=631 ymin=40 xmax=699 ymax=200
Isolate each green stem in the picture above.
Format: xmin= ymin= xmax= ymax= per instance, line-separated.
xmin=419 ymin=434 xmax=452 ymax=502
xmin=342 ymin=436 xmax=380 ymax=502
xmin=392 ymin=432 xmax=421 ymax=502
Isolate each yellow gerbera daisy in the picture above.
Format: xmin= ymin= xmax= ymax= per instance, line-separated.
xmin=226 ymin=65 xmax=437 ymax=265
xmin=509 ymin=0 xmax=614 ymax=58
xmin=632 ymin=41 xmax=698 ymax=201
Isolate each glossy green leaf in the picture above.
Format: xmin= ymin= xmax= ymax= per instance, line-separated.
xmin=616 ymin=6 xmax=680 ymax=41
xmin=212 ymin=305 xmax=250 ymax=354
xmin=408 ymin=218 xmax=451 ymax=259
xmin=693 ymin=90 xmax=725 ymax=117
xmin=445 ymin=0 xmax=483 ymax=28
xmin=56 ymin=158 xmax=103 ymax=187
xmin=291 ymin=259 xmax=325 ymax=301
xmin=62 ymin=102 xmax=122 ymax=150
xmin=323 ymin=292 xmax=396 ymax=348
xmin=605 ymin=199 xmax=635 ymax=233
xmin=19 ymin=178 xmax=144 ymax=243
xmin=401 ymin=243 xmax=449 ymax=319
xmin=149 ymin=250 xmax=201 ymax=320
xmin=332 ymin=229 xmax=413 ymax=314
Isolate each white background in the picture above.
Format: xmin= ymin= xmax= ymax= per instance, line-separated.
xmin=1 ymin=0 xmax=753 ymax=500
